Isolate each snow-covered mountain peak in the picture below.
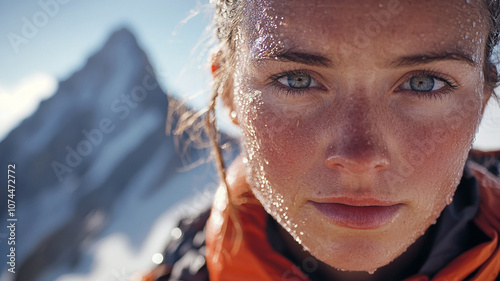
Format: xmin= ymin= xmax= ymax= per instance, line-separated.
xmin=0 ymin=26 xmax=236 ymax=281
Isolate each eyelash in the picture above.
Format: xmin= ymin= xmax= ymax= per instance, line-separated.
xmin=269 ymin=69 xmax=459 ymax=99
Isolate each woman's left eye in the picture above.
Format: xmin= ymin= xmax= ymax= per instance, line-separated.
xmin=400 ymin=75 xmax=446 ymax=92
xmin=276 ymin=72 xmax=320 ymax=89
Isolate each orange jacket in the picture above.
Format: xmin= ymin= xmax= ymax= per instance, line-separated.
xmin=205 ymin=155 xmax=500 ymax=281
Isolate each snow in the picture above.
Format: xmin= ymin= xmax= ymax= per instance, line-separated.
xmin=0 ymin=73 xmax=57 ymax=142
xmin=473 ymin=88 xmax=500 ymax=151
xmin=52 ymin=182 xmax=215 ymax=281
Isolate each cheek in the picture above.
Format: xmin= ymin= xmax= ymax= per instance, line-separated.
xmin=236 ymin=92 xmax=325 ymax=227
xmin=255 ymin=110 xmax=316 ymax=164
xmin=240 ymin=101 xmax=316 ymax=187
xmin=390 ymin=94 xmax=483 ymax=211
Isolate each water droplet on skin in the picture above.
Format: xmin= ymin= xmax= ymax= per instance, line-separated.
xmin=472 ymin=21 xmax=476 ymax=27
xmin=465 ymin=0 xmax=470 ymax=4
xmin=446 ymin=194 xmax=454 ymax=205
xmin=368 ymin=269 xmax=376 ymax=275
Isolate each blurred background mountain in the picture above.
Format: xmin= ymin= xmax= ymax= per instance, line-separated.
xmin=0 ymin=24 xmax=237 ymax=281
xmin=0 ymin=1 xmax=239 ymax=280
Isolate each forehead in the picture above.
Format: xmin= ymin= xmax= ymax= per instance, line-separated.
xmin=240 ymin=0 xmax=488 ymax=64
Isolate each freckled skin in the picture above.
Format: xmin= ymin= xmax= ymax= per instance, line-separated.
xmin=225 ymin=0 xmax=491 ymax=279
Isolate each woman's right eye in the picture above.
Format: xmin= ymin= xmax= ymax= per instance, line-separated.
xmin=277 ymin=73 xmax=313 ymax=88
xmin=275 ymin=71 xmax=321 ymax=90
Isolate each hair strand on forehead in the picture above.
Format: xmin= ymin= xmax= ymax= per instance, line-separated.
xmin=484 ymin=0 xmax=500 ymax=98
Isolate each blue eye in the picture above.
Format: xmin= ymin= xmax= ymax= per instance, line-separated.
xmin=401 ymin=75 xmax=446 ymax=92
xmin=281 ymin=73 xmax=311 ymax=88
xmin=277 ymin=72 xmax=320 ymax=89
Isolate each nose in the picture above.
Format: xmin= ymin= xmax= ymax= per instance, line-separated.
xmin=324 ymin=103 xmax=389 ymax=175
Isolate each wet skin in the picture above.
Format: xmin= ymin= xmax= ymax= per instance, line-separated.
xmin=223 ymin=0 xmax=492 ymax=279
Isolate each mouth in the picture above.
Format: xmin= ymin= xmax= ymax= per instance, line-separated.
xmin=310 ymin=198 xmax=403 ymax=230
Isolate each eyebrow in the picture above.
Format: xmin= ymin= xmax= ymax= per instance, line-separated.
xmin=256 ymin=49 xmax=333 ymax=67
xmin=390 ymin=51 xmax=477 ymax=68
xmin=256 ymin=49 xmax=476 ymax=68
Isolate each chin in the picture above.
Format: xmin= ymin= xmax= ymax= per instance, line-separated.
xmin=319 ymin=239 xmax=400 ymax=271
xmin=299 ymin=225 xmax=423 ymax=274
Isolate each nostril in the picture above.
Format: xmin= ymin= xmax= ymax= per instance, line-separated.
xmin=325 ymin=160 xmax=349 ymax=173
xmin=374 ymin=159 xmax=389 ymax=171
xmin=325 ymin=155 xmax=389 ymax=175
xmin=325 ymin=157 xmax=348 ymax=172
xmin=325 ymin=156 xmax=365 ymax=174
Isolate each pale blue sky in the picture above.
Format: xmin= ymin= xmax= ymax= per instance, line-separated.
xmin=0 ymin=0 xmax=211 ymax=94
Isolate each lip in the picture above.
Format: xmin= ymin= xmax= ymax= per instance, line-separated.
xmin=310 ymin=197 xmax=403 ymax=230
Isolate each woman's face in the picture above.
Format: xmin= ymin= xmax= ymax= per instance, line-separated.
xmin=229 ymin=0 xmax=490 ymax=272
